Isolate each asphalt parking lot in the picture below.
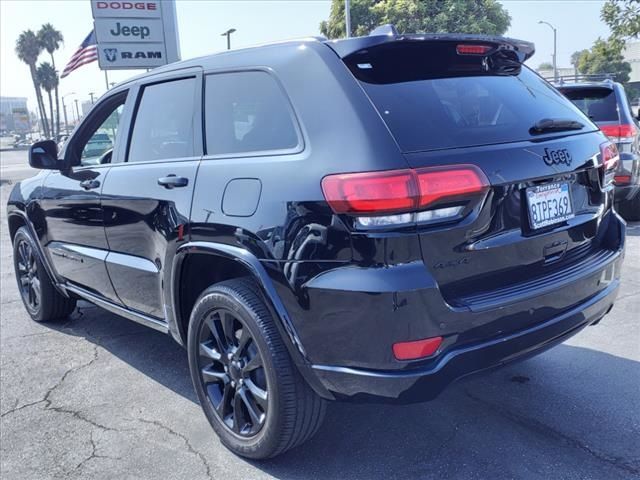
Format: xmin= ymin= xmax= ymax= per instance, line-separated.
xmin=1 ymin=148 xmax=639 ymax=480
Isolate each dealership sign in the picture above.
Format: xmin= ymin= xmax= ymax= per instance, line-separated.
xmin=91 ymin=0 xmax=180 ymax=70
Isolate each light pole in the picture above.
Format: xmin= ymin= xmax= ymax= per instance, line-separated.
xmin=89 ymin=92 xmax=95 ymax=104
xmin=61 ymin=92 xmax=75 ymax=134
xmin=345 ymin=0 xmax=351 ymax=38
xmin=221 ymin=28 xmax=236 ymax=50
xmin=74 ymin=99 xmax=81 ymax=123
xmin=538 ymin=20 xmax=557 ymax=81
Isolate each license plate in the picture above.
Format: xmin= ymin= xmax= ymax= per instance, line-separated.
xmin=525 ymin=182 xmax=574 ymax=229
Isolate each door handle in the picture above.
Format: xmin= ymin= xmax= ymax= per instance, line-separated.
xmin=80 ymin=179 xmax=100 ymax=190
xmin=158 ymin=175 xmax=189 ymax=189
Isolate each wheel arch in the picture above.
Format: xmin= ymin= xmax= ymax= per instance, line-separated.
xmin=7 ymin=210 xmax=62 ymax=289
xmin=170 ymin=242 xmax=307 ymax=360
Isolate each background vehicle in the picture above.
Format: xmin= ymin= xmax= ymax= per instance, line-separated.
xmin=81 ymin=132 xmax=112 ymax=159
xmin=7 ymin=29 xmax=625 ymax=459
xmin=556 ymin=76 xmax=640 ymax=220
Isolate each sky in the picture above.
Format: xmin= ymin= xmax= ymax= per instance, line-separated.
xmin=1 ymin=0 xmax=611 ymax=115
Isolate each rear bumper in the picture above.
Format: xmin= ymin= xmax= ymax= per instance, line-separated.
xmin=293 ymin=212 xmax=625 ymax=403
xmin=308 ymin=278 xmax=619 ymax=403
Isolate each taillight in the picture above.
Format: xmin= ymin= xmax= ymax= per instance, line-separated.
xmin=416 ymin=168 xmax=488 ymax=207
xmin=600 ymin=141 xmax=620 ymax=188
xmin=320 ymin=169 xmax=416 ymax=215
xmin=600 ymin=124 xmax=637 ymax=143
xmin=321 ymin=165 xmax=489 ymax=226
xmin=456 ymin=44 xmax=492 ymax=55
xmin=614 ymin=175 xmax=631 ymax=185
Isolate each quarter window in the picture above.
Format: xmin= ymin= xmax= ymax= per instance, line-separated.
xmin=205 ymin=71 xmax=299 ymax=156
xmin=128 ymin=77 xmax=197 ymax=162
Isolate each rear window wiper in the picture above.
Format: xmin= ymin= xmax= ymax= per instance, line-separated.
xmin=530 ymin=118 xmax=585 ymax=134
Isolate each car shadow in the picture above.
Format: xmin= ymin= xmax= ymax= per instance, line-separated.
xmin=44 ymin=302 xmax=639 ymax=479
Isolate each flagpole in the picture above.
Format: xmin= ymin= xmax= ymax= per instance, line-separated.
xmin=104 ymin=70 xmax=110 ymax=90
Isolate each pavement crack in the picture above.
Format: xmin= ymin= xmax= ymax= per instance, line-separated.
xmin=0 ymin=399 xmax=45 ymax=418
xmin=465 ymin=390 xmax=640 ymax=476
xmin=136 ymin=417 xmax=212 ymax=479
xmin=2 ymin=345 xmax=121 ymax=434
xmin=42 ymin=345 xmax=100 ymax=409
xmin=73 ymin=431 xmax=121 ymax=474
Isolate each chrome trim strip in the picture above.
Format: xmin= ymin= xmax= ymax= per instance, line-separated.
xmin=105 ymin=251 xmax=159 ymax=273
xmin=65 ymin=284 xmax=168 ymax=333
xmin=47 ymin=242 xmax=108 ymax=261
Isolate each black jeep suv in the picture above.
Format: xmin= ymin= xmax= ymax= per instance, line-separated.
xmin=557 ymin=78 xmax=640 ymax=220
xmin=8 ymin=28 xmax=625 ymax=459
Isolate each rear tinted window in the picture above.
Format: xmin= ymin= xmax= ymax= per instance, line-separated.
xmin=128 ymin=77 xmax=196 ymax=162
xmin=204 ymin=71 xmax=299 ymax=156
xmin=346 ymin=44 xmax=593 ymax=152
xmin=559 ymin=87 xmax=619 ymax=122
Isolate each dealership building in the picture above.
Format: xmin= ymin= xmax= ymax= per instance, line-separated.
xmin=0 ymin=96 xmax=29 ymax=133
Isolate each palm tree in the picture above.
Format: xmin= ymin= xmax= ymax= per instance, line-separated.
xmin=36 ymin=63 xmax=57 ymax=139
xmin=38 ymin=24 xmax=63 ymax=138
xmin=15 ymin=30 xmax=49 ymax=138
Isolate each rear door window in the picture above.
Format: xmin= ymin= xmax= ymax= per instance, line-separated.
xmin=204 ymin=71 xmax=300 ymax=156
xmin=559 ymin=87 xmax=619 ymax=122
xmin=128 ymin=77 xmax=197 ymax=162
xmin=345 ymin=42 xmax=594 ymax=152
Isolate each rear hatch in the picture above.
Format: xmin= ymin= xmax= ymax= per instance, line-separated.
xmin=559 ymin=84 xmax=639 ymax=185
xmin=333 ymin=37 xmax=617 ymax=316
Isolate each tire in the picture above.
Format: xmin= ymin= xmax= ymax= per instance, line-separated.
xmin=187 ymin=277 xmax=326 ymax=459
xmin=12 ymin=227 xmax=76 ymax=322
xmin=618 ymin=193 xmax=640 ymax=221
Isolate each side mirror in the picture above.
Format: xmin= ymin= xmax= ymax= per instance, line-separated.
xmin=29 ymin=140 xmax=64 ymax=170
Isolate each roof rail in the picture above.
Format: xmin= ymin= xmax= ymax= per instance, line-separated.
xmin=369 ymin=24 xmax=399 ymax=36
xmin=545 ymin=73 xmax=617 ymax=85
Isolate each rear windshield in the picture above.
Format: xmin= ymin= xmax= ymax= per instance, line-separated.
xmin=559 ymin=87 xmax=619 ymax=122
xmin=346 ymin=42 xmax=594 ymax=152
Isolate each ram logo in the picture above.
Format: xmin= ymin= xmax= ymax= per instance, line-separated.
xmin=103 ymin=48 xmax=118 ymax=62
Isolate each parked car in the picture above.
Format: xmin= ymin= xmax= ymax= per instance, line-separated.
xmin=8 ymin=27 xmax=625 ymax=459
xmin=557 ymin=79 xmax=640 ymax=220
xmin=81 ymin=132 xmax=112 ymax=160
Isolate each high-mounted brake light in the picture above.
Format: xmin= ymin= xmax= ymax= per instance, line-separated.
xmin=600 ymin=124 xmax=637 ymax=143
xmin=321 ymin=165 xmax=489 ymax=218
xmin=393 ymin=336 xmax=443 ymax=361
xmin=456 ymin=44 xmax=492 ymax=55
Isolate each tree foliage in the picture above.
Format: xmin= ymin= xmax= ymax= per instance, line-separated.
xmin=538 ymin=62 xmax=553 ymax=70
xmin=38 ymin=23 xmax=63 ymax=56
xmin=15 ymin=30 xmax=49 ymax=138
xmin=320 ymin=0 xmax=511 ymax=39
xmin=577 ymin=38 xmax=632 ymax=83
xmin=601 ymin=0 xmax=640 ymax=42
xmin=38 ymin=23 xmax=63 ymax=137
xmin=570 ymin=49 xmax=588 ymax=71
xmin=36 ymin=62 xmax=58 ymax=140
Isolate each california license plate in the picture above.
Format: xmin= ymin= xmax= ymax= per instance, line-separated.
xmin=526 ymin=182 xmax=574 ymax=229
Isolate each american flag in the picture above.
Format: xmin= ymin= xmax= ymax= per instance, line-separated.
xmin=61 ymin=30 xmax=98 ymax=78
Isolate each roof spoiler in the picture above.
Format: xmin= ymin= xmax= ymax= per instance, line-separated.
xmin=326 ymin=25 xmax=535 ymax=63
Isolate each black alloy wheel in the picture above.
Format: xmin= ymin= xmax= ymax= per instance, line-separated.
xmin=16 ymin=237 xmax=41 ymax=312
xmin=12 ymin=227 xmax=76 ymax=322
xmin=197 ymin=307 xmax=269 ymax=437
xmin=187 ymin=278 xmax=326 ymax=459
